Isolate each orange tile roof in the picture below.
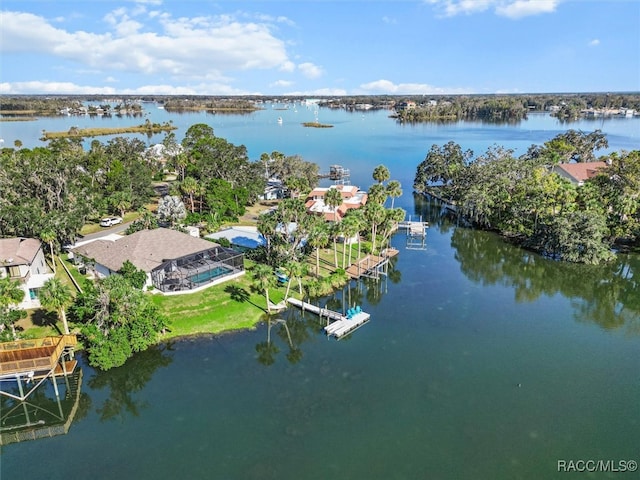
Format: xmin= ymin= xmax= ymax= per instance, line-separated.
xmin=555 ymin=162 xmax=607 ymax=183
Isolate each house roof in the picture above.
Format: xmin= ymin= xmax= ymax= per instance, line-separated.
xmin=72 ymin=228 xmax=219 ymax=273
xmin=305 ymin=185 xmax=368 ymax=222
xmin=0 ymin=238 xmax=42 ymax=266
xmin=554 ymin=162 xmax=607 ymax=183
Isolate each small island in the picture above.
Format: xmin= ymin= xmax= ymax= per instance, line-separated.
xmin=41 ymin=121 xmax=177 ymax=140
xmin=302 ymin=121 xmax=333 ymax=128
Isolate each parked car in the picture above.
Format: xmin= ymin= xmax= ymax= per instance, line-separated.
xmin=99 ymin=216 xmax=123 ymax=227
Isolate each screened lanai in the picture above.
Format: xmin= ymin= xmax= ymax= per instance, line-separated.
xmin=151 ymin=245 xmax=244 ymax=293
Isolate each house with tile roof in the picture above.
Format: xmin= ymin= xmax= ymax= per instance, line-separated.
xmin=71 ymin=228 xmax=245 ymax=294
xmin=305 ymin=184 xmax=368 ymax=222
xmin=0 ymin=237 xmax=54 ymax=309
xmin=553 ymin=161 xmax=607 ymax=186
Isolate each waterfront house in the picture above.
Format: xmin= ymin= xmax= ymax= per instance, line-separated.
xmin=552 ymin=161 xmax=607 ymax=186
xmin=0 ymin=238 xmax=54 ymax=309
xmin=305 ymin=185 xmax=368 ymax=222
xmin=395 ymin=101 xmax=416 ymax=111
xmin=71 ymin=228 xmax=244 ymax=294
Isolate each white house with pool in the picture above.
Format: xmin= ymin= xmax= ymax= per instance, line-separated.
xmin=71 ymin=228 xmax=245 ymax=294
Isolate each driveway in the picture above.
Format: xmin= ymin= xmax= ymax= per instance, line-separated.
xmin=75 ymin=221 xmax=133 ymax=243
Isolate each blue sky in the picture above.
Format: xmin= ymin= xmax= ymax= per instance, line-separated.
xmin=1 ymin=0 xmax=639 ymax=95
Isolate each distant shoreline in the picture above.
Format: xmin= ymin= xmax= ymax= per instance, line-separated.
xmin=41 ymin=123 xmax=177 ymax=139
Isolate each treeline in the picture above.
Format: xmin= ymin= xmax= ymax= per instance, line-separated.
xmin=414 ymin=130 xmax=640 ymax=264
xmin=394 ymin=96 xmax=528 ymax=123
xmin=162 ymin=98 xmax=259 ymax=112
xmin=0 ymin=97 xmax=80 ymax=114
xmin=0 ymin=122 xmax=325 ymax=246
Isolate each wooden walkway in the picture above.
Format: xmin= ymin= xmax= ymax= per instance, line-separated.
xmin=345 ymin=248 xmax=398 ymax=279
xmin=286 ymin=298 xmax=371 ymax=339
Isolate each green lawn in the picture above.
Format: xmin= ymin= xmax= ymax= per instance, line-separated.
xmin=151 ymin=270 xmax=289 ymax=339
xmin=18 ymin=242 xmax=363 ymax=342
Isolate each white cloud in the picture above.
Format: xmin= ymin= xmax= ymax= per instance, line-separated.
xmin=0 ymin=9 xmax=293 ymax=81
xmin=0 ymin=81 xmax=118 ymax=95
xmin=276 ymin=16 xmax=296 ymax=27
xmin=427 ymin=0 xmax=560 ymax=18
xmin=426 ymin=0 xmax=494 ymax=16
xmin=280 ymin=61 xmax=296 ymax=73
xmin=495 ymin=0 xmax=559 ymax=19
xmin=298 ymin=62 xmax=324 ymax=79
xmin=588 ymin=38 xmax=600 ymax=47
xmin=358 ymin=79 xmax=472 ymax=95
xmin=284 ymin=87 xmax=348 ymax=96
xmin=0 ymin=80 xmax=258 ymax=96
xmin=382 ymin=16 xmax=397 ymax=24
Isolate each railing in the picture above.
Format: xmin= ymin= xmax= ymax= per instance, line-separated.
xmin=0 ymin=335 xmax=77 ymax=376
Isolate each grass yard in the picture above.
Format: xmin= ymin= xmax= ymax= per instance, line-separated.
xmin=151 ymin=271 xmax=288 ymax=339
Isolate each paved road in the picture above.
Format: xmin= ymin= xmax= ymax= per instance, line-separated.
xmin=76 ymin=221 xmax=133 ymax=243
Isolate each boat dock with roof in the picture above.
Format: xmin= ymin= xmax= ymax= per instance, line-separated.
xmin=287 ymin=297 xmax=371 ymax=339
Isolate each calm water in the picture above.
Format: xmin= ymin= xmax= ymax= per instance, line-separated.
xmin=2 ymin=108 xmax=639 ymax=479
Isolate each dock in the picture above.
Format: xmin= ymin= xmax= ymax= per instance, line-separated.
xmin=345 ymin=248 xmax=398 ymax=279
xmin=398 ymin=215 xmax=428 ymax=250
xmin=286 ymin=297 xmax=371 ymax=339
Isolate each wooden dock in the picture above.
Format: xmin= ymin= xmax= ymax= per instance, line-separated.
xmin=345 ymin=248 xmax=398 ymax=279
xmin=286 ymin=298 xmax=371 ymax=339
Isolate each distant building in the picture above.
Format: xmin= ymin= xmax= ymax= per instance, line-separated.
xmin=259 ymin=179 xmax=286 ymax=201
xmin=396 ymin=101 xmax=416 ymax=111
xmin=0 ymin=238 xmax=54 ymax=309
xmin=552 ymin=161 xmax=607 ymax=186
xmin=305 ymin=184 xmax=368 ymax=222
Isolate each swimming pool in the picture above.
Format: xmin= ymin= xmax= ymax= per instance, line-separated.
xmin=187 ymin=265 xmax=232 ymax=284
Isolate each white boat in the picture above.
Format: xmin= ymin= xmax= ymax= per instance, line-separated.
xmin=277 ymin=117 xmax=283 ymax=124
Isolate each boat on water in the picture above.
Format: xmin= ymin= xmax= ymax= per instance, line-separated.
xmin=277 ymin=117 xmax=283 ymax=124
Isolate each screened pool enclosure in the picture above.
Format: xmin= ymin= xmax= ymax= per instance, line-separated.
xmin=150 ymin=246 xmax=244 ymax=293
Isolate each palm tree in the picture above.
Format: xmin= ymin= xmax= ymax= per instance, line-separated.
xmin=251 ymin=264 xmax=276 ymax=314
xmin=340 ymin=214 xmax=360 ymax=267
xmin=346 ymin=209 xmax=367 ymax=262
xmin=40 ymin=229 xmax=57 ymax=273
xmin=324 ymin=187 xmax=343 ymax=223
xmin=365 ymin=202 xmax=386 ymax=255
xmin=257 ymin=212 xmax=278 ymax=258
xmin=372 ymin=164 xmax=390 ymax=184
xmin=173 ymin=152 xmax=190 ymax=181
xmin=180 ymin=176 xmax=199 ymax=213
xmin=110 ymin=190 xmax=132 ymax=218
xmin=386 ymin=180 xmax=403 ymax=208
xmin=308 ymin=220 xmax=330 ymax=277
xmin=283 ymin=260 xmax=306 ymax=301
xmin=380 ymin=207 xmax=406 ymax=251
xmin=39 ymin=278 xmax=73 ymax=335
xmin=0 ymin=277 xmax=26 ymax=339
xmin=368 ymin=183 xmax=387 ymax=205
xmin=330 ymin=221 xmax=342 ymax=268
